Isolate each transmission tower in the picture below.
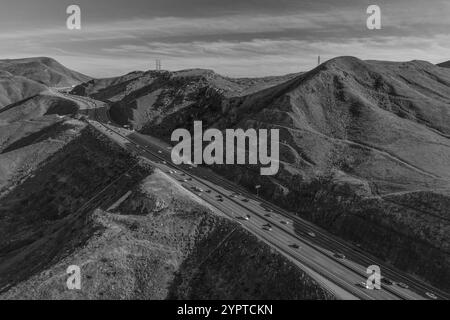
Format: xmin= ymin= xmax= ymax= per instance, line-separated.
xmin=156 ymin=59 xmax=162 ymax=71
xmin=318 ymin=55 xmax=321 ymax=66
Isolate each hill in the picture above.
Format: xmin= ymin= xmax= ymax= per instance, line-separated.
xmin=0 ymin=71 xmax=47 ymax=108
xmin=71 ymin=68 xmax=300 ymax=130
xmin=438 ymin=60 xmax=450 ymax=68
xmin=0 ymin=57 xmax=91 ymax=87
xmin=0 ymin=61 xmax=331 ymax=299
xmin=74 ymin=56 xmax=450 ymax=289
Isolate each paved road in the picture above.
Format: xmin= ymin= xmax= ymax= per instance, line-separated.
xmin=56 ymin=89 xmax=448 ymax=301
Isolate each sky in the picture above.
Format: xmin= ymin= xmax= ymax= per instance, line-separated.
xmin=0 ymin=0 xmax=449 ymax=78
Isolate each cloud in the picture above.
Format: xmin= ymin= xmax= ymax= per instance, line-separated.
xmin=0 ymin=1 xmax=449 ymax=77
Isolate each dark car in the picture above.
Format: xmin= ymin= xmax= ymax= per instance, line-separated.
xmin=396 ymin=282 xmax=409 ymax=289
xmin=333 ymin=253 xmax=346 ymax=259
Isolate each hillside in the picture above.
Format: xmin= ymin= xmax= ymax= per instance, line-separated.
xmin=438 ymin=60 xmax=450 ymax=68
xmin=74 ymin=56 xmax=450 ymax=289
xmin=0 ymin=71 xmax=47 ymax=108
xmin=0 ymin=125 xmax=332 ymax=300
xmin=0 ymin=62 xmax=332 ymax=299
xmin=0 ymin=57 xmax=91 ymax=87
xmin=71 ymin=69 xmax=300 ymax=130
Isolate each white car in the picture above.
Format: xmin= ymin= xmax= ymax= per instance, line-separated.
xmin=426 ymin=292 xmax=438 ymax=300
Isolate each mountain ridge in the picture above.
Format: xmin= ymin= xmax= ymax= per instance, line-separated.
xmin=0 ymin=57 xmax=91 ymax=87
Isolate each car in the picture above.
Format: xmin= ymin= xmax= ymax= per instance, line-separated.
xmin=192 ymin=187 xmax=203 ymax=192
xmin=280 ymin=220 xmax=289 ymax=225
xmin=307 ymin=232 xmax=316 ymax=237
xmin=356 ymin=282 xmax=367 ymax=289
xmin=264 ymin=208 xmax=272 ymax=212
xmin=242 ymin=198 xmax=249 ymax=202
xmin=381 ymin=277 xmax=394 ymax=285
xmin=158 ymin=150 xmax=162 ymax=154
xmin=187 ymin=178 xmax=192 ymax=181
xmin=262 ymin=226 xmax=272 ymax=231
xmin=238 ymin=216 xmax=249 ymax=221
xmin=205 ymin=190 xmax=212 ymax=193
xmin=217 ymin=198 xmax=224 ymax=202
xmin=333 ymin=253 xmax=346 ymax=259
xmin=396 ymin=282 xmax=409 ymax=289
xmin=426 ymin=292 xmax=438 ymax=300
xmin=356 ymin=281 xmax=380 ymax=290
xmin=264 ymin=213 xmax=271 ymax=217
xmin=289 ymin=244 xmax=300 ymax=249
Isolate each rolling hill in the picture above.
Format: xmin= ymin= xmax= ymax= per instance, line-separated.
xmin=73 ymin=56 xmax=450 ymax=289
xmin=0 ymin=57 xmax=91 ymax=108
xmin=438 ymin=60 xmax=450 ymax=68
xmin=82 ymin=56 xmax=450 ymax=193
xmin=0 ymin=71 xmax=47 ymax=108
xmin=0 ymin=58 xmax=331 ymax=300
xmin=0 ymin=57 xmax=91 ymax=87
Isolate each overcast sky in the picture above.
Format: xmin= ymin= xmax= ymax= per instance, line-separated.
xmin=0 ymin=0 xmax=449 ymax=77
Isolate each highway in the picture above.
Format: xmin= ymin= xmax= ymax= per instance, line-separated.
xmin=55 ymin=89 xmax=449 ymax=300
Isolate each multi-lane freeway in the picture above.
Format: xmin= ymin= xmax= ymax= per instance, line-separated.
xmin=54 ymin=89 xmax=449 ymax=300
